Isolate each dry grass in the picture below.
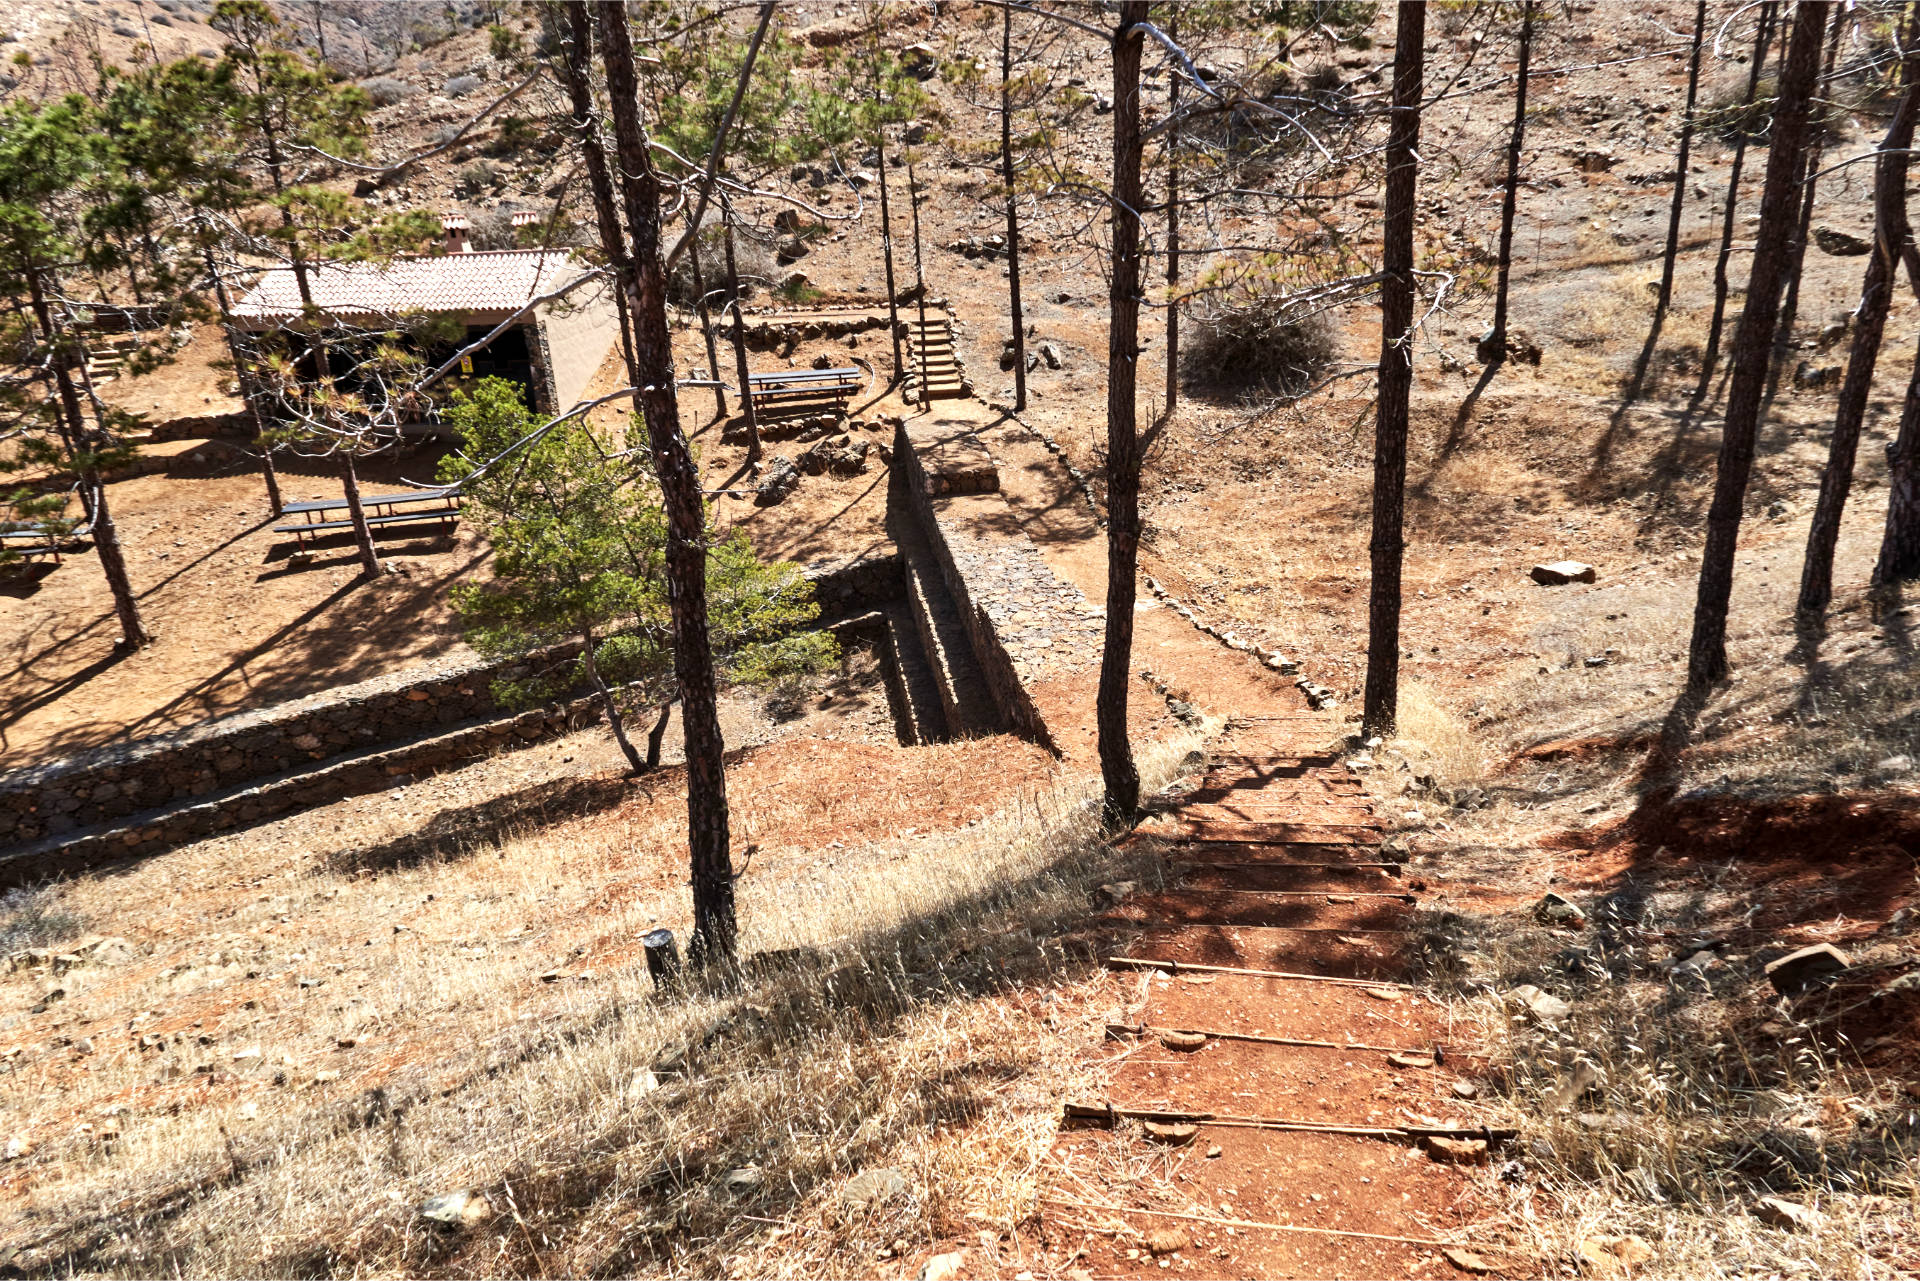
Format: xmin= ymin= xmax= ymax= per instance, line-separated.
xmin=1 ymin=726 xmax=1208 ymax=1278
xmin=1423 ymin=907 xmax=1917 ymax=1280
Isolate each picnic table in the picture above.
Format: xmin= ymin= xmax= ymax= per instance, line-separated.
xmin=747 ymin=366 xmax=863 ymax=417
xmin=272 ymin=487 xmax=462 ymax=548
xmin=0 ymin=524 xmax=68 ymax=565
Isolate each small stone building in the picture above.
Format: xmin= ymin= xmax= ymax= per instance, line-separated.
xmin=231 ymin=223 xmax=619 ymax=422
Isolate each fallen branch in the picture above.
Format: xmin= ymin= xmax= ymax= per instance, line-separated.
xmin=1062 ymin=1101 xmax=1514 ymax=1143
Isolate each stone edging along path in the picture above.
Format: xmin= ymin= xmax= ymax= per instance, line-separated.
xmin=992 ymin=407 xmax=1345 ymax=713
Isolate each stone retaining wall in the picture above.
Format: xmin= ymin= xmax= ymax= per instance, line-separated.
xmin=0 ymin=646 xmax=582 ymax=851
xmin=2 ymin=552 xmax=880 ymax=855
xmin=0 ymin=696 xmax=603 ymax=887
xmin=803 ymin=550 xmax=904 ymax=617
xmin=892 ymin=419 xmax=1103 ymax=753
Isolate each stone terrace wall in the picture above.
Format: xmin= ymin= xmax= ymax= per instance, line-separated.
xmin=0 ymin=646 xmax=579 ymax=851
xmin=1 ymin=553 xmax=889 ymax=854
xmin=892 ymin=419 xmax=1102 ymax=752
xmin=0 ymin=696 xmax=603 ymax=888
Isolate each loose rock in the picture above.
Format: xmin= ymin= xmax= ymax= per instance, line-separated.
xmin=1425 ymin=1136 xmax=1489 ymax=1165
xmin=1444 ymin=1247 xmax=1494 ymax=1274
xmin=1535 ymin=892 xmax=1588 ymax=927
xmin=922 ymin=1250 xmax=967 ymax=1281
xmin=1159 ymin=1029 xmax=1207 ymax=1052
xmin=1764 ymin=943 xmax=1850 ymax=995
xmin=1812 ymin=226 xmax=1871 ymax=256
xmin=1531 ymin=561 xmax=1597 ymax=585
xmin=1508 ymin=984 xmax=1573 ymax=1023
xmin=1144 ymin=1227 xmax=1189 ymax=1256
xmin=418 ymin=1189 xmax=490 ymax=1229
xmin=841 ymin=1166 xmax=910 ymax=1207
xmin=1753 ymin=1196 xmax=1820 ymax=1231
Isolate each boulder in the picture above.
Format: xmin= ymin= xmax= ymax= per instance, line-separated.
xmin=1764 ymin=943 xmax=1850 ymax=995
xmin=1793 ymin=361 xmax=1841 ymax=390
xmin=1531 ymin=561 xmax=1597 ymax=585
xmin=1535 ymin=892 xmax=1587 ymax=927
xmin=1812 ymin=226 xmax=1871 ymax=257
xmin=754 ymin=456 xmax=801 ymax=506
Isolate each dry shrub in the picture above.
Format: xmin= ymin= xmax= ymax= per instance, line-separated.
xmin=1391 ymin=680 xmax=1484 ymax=787
xmin=668 ymin=221 xmax=775 ymax=310
xmin=1180 ymin=301 xmax=1339 ymax=402
xmin=357 ymin=76 xmax=415 ymax=106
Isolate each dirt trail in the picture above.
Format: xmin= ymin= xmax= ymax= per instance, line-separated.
xmin=1041 ymin=713 xmax=1514 ymax=1279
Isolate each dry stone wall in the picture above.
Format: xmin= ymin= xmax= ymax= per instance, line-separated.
xmin=892 ymin=418 xmax=1103 ymax=752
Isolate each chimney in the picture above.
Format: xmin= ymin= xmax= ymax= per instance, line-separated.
xmin=441 ymin=213 xmax=472 ymax=254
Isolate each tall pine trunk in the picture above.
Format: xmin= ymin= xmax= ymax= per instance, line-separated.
xmin=1874 ymin=340 xmax=1920 ymax=586
xmin=1002 ymin=3 xmax=1027 ymax=411
xmin=1696 ymin=2 xmax=1779 ymax=398
xmin=1686 ymin=0 xmax=1830 ymax=690
xmin=687 ymin=227 xmax=727 ymax=418
xmin=907 ymin=153 xmax=930 ymax=410
xmin=25 ymin=266 xmax=149 ymax=647
xmin=1361 ymin=2 xmax=1427 ymax=739
xmin=1769 ymin=6 xmax=1846 ymax=397
xmin=1098 ymin=0 xmax=1148 ymax=828
xmin=561 ymin=0 xmax=639 ymax=391
xmin=1654 ymin=0 xmax=1708 ymax=318
xmin=1164 ymin=6 xmax=1181 ymax=415
xmin=597 ymin=3 xmax=737 ymax=964
xmin=203 ymin=244 xmax=283 ymax=516
xmin=1799 ymin=49 xmax=1918 ymax=619
xmin=722 ymin=200 xmax=761 ymax=463
xmin=1485 ymin=0 xmax=1534 ymax=361
xmin=875 ymin=122 xmax=904 ymax=380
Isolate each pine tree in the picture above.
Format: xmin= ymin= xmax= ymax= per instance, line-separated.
xmin=595 ymin=2 xmax=739 ymax=965
xmin=1361 ymin=0 xmax=1427 ymax=738
xmin=1686 ymin=0 xmax=1830 ymax=690
xmin=1695 ymin=2 xmax=1779 ymax=400
xmin=0 ymin=94 xmax=151 ymax=647
xmin=1798 ymin=35 xmax=1918 ymax=620
xmin=1483 ymin=0 xmax=1536 ymax=363
xmin=1652 ymin=0 xmax=1708 ymax=319
xmin=1098 ymin=0 xmax=1148 ymax=827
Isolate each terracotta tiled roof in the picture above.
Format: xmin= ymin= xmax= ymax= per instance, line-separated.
xmin=232 ymin=250 xmax=595 ymax=324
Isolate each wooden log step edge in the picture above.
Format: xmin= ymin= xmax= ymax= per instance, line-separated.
xmin=1062 ymin=1102 xmax=1516 ymax=1144
xmin=1038 ymin=1196 xmax=1525 ymax=1257
xmin=1106 ymin=1022 xmax=1444 ymax=1061
xmin=1171 ymin=887 xmax=1419 ymax=903
xmin=1105 ymin=956 xmax=1417 ymax=990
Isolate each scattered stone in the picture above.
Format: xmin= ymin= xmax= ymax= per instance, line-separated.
xmin=1508 ymin=984 xmax=1573 ymax=1023
xmin=1578 ymin=1235 xmax=1654 ymax=1275
xmin=1039 ymin=342 xmax=1063 ymax=369
xmin=1425 ymin=1136 xmax=1489 ymax=1165
xmin=777 ymin=269 xmax=810 ymax=293
xmin=4 ymin=1135 xmax=30 ymax=1160
xmin=1143 ymin=1120 xmax=1198 ymax=1143
xmin=1095 ymin=881 xmax=1136 ymax=905
xmin=922 ymin=1251 xmax=967 ymax=1281
xmin=725 ymin=1165 xmax=765 ymax=1191
xmin=1144 ymin=1227 xmax=1189 ymax=1256
xmin=1535 ymin=892 xmax=1588 ymax=927
xmin=1452 ymin=1079 xmax=1478 ymax=1099
xmin=1877 ymin=754 xmax=1913 ymax=774
xmin=1443 ymin=1247 xmax=1494 ymax=1274
xmin=1793 ymin=360 xmax=1841 ymax=390
xmin=1159 ymin=1029 xmax=1207 ymax=1052
xmin=1753 ymin=1195 xmax=1820 ymax=1231
xmin=418 ymin=1189 xmax=490 ymax=1229
xmin=1388 ymin=1051 xmax=1436 ymax=1069
xmin=1205 ymin=1143 xmax=1222 ymax=1158
xmin=1363 ymin=986 xmax=1403 ymax=1002
xmin=1812 ymin=226 xmax=1871 ymax=256
xmin=1546 ymin=1061 xmax=1600 ymax=1112
xmin=841 ymin=1166 xmax=910 ymax=1207
xmin=1765 ymin=943 xmax=1851 ymax=995
xmin=624 ymin=1069 xmax=660 ymax=1102
xmin=1531 ymin=561 xmax=1597 ymax=585
xmin=755 ymin=455 xmax=802 ymax=506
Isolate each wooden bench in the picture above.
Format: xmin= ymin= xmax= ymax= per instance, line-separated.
xmin=747 ymin=367 xmax=863 ymax=418
xmin=272 ymin=487 xmax=461 ymax=549
xmin=0 ymin=526 xmax=64 ymax=565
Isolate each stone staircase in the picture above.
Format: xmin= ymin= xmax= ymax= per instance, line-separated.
xmin=902 ymin=314 xmax=968 ymax=402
